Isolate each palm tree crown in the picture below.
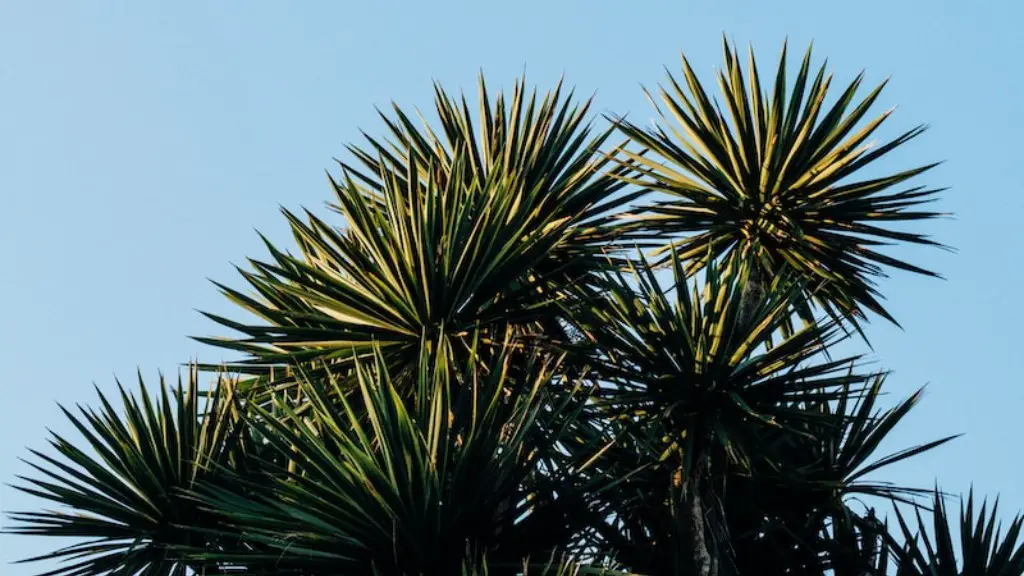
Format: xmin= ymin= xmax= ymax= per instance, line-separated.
xmin=616 ymin=39 xmax=946 ymax=328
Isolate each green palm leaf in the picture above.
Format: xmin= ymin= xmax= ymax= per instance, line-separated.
xmin=797 ymin=376 xmax=957 ymax=502
xmin=820 ymin=507 xmax=893 ymax=575
xmin=616 ymin=38 xmax=947 ymax=327
xmin=723 ymin=375 xmax=956 ymax=574
xmin=197 ymin=76 xmax=643 ymax=394
xmin=562 ymin=252 xmax=866 ymax=573
xmin=183 ymin=343 xmax=604 ymax=575
xmin=891 ymin=489 xmax=1024 ymax=575
xmin=570 ymin=251 xmax=857 ymax=472
xmin=5 ymin=369 xmax=243 ymax=576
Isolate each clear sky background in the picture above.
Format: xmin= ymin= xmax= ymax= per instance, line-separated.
xmin=1 ymin=1 xmax=1021 ymax=572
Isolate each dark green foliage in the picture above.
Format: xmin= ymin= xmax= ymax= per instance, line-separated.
xmin=6 ymin=371 xmax=244 ymax=576
xmin=615 ymin=39 xmax=946 ymax=329
xmin=889 ymin=490 xmax=1024 ymax=575
xmin=196 ymin=76 xmax=642 ymax=394
xmin=7 ymin=41 xmax=1015 ymax=576
xmin=180 ymin=344 xmax=603 ymax=575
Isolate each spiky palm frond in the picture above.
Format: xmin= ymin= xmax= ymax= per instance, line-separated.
xmin=183 ymin=344 xmax=603 ymax=575
xmin=617 ymin=38 xmax=946 ymax=326
xmin=560 ymin=253 xmax=869 ymax=574
xmin=724 ymin=503 xmax=894 ymax=575
xmin=792 ymin=375 xmax=957 ymax=504
xmin=5 ymin=370 xmax=243 ymax=576
xmin=723 ymin=376 xmax=956 ymax=574
xmin=820 ymin=506 xmax=893 ymax=576
xmin=570 ymin=252 xmax=857 ymax=473
xmin=197 ymin=75 xmax=643 ymax=391
xmin=891 ymin=489 xmax=1024 ymax=575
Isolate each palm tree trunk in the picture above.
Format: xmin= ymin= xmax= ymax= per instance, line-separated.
xmin=677 ymin=459 xmax=718 ymax=576
xmin=738 ymin=266 xmax=765 ymax=327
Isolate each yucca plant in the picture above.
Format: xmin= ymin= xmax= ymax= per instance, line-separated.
xmin=617 ymin=38 xmax=947 ymax=329
xmin=888 ymin=490 xmax=1024 ymax=575
xmin=8 ymin=42 xmax=1019 ymax=576
xmin=178 ymin=342 xmax=606 ymax=575
xmin=718 ymin=375 xmax=957 ymax=574
xmin=198 ymin=76 xmax=644 ymax=396
xmin=6 ymin=370 xmax=246 ymax=576
xmin=563 ymin=253 xmax=881 ymax=574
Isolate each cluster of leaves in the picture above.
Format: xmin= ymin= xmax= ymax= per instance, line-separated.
xmin=7 ymin=39 xmax=1023 ymax=575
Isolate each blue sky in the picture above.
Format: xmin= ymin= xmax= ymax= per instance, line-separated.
xmin=1 ymin=1 xmax=1021 ymax=571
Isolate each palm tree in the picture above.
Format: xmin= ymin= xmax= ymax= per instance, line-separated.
xmin=195 ymin=76 xmax=643 ymax=398
xmin=615 ymin=39 xmax=947 ymax=333
xmin=5 ymin=370 xmax=245 ymax=575
xmin=6 ymin=41 xmax=1022 ymax=575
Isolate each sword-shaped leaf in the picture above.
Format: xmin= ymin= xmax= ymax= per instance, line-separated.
xmin=617 ymin=38 xmax=948 ymax=328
